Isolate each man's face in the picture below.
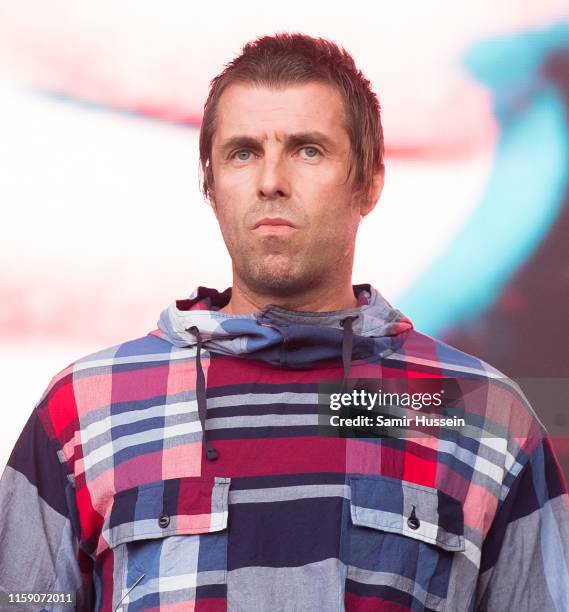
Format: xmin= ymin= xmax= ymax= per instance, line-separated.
xmin=209 ymin=81 xmax=380 ymax=298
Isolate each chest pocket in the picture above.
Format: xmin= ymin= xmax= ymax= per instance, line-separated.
xmin=345 ymin=474 xmax=464 ymax=612
xmin=103 ymin=476 xmax=231 ymax=612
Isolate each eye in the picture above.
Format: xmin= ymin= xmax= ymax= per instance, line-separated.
xmin=299 ymin=146 xmax=321 ymax=159
xmin=233 ymin=150 xmax=253 ymax=161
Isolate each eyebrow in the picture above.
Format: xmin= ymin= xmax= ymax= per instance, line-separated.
xmin=218 ymin=131 xmax=337 ymax=156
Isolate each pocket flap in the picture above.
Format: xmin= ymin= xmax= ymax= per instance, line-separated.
xmin=349 ymin=475 xmax=465 ymax=552
xmin=104 ymin=476 xmax=231 ymax=549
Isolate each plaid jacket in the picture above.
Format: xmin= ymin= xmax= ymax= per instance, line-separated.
xmin=1 ymin=284 xmax=568 ymax=611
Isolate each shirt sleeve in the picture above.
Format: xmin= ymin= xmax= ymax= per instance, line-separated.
xmin=475 ymin=432 xmax=569 ymax=611
xmin=0 ymin=402 xmax=93 ymax=611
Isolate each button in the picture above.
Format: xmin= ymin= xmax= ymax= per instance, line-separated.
xmin=407 ymin=515 xmax=420 ymax=530
xmin=158 ymin=513 xmax=170 ymax=528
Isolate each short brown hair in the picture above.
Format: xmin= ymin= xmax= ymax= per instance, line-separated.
xmin=199 ymin=32 xmax=384 ymax=201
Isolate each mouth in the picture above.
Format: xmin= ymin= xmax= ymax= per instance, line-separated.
xmin=252 ymin=217 xmax=297 ymax=235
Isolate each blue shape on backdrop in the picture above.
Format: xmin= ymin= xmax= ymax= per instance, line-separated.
xmin=397 ymin=23 xmax=569 ymax=337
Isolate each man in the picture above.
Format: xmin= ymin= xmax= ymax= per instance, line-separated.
xmin=1 ymin=32 xmax=568 ymax=612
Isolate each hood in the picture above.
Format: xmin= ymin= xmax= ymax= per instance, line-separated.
xmin=152 ymin=283 xmax=413 ymax=462
xmin=155 ymin=283 xmax=413 ymax=368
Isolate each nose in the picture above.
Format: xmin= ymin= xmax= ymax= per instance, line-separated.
xmin=257 ymin=153 xmax=290 ymax=201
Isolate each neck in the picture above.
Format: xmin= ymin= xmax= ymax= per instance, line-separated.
xmin=220 ymin=278 xmax=359 ymax=315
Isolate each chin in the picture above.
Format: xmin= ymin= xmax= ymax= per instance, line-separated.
xmin=239 ymin=253 xmax=320 ymax=295
xmin=249 ymin=270 xmax=319 ymax=298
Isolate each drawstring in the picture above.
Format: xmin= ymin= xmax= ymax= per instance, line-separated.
xmin=187 ymin=316 xmax=357 ymax=461
xmin=340 ymin=315 xmax=358 ymax=381
xmin=187 ymin=326 xmax=219 ymax=461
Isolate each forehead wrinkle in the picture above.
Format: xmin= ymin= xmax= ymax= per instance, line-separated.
xmin=216 ymin=81 xmax=346 ymax=129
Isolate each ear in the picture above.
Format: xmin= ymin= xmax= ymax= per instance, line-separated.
xmin=208 ymin=185 xmax=218 ymax=218
xmin=210 ymin=194 xmax=218 ymax=217
xmin=359 ymin=164 xmax=385 ymax=218
xmin=204 ymin=160 xmax=218 ymax=216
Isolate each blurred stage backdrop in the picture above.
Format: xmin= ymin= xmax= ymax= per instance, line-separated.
xmin=1 ymin=1 xmax=568 ymax=477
